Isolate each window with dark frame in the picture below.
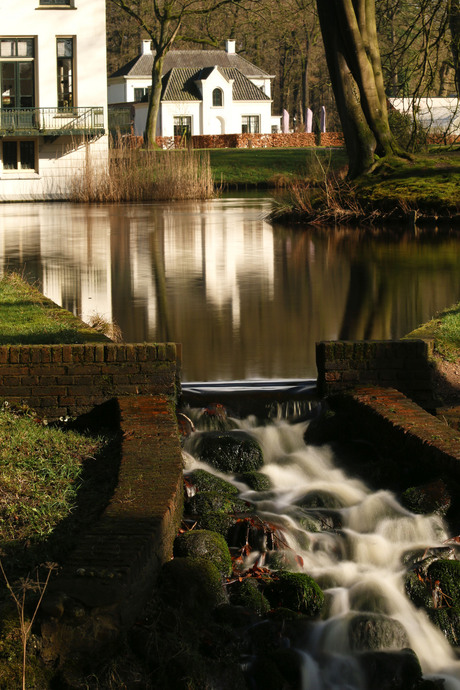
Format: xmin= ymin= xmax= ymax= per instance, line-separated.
xmin=241 ymin=115 xmax=260 ymax=133
xmin=57 ymin=38 xmax=74 ymax=108
xmin=39 ymin=0 xmax=71 ymax=5
xmin=173 ymin=115 xmax=191 ymax=138
xmin=0 ymin=38 xmax=35 ymax=110
xmin=212 ymin=88 xmax=223 ymax=107
xmin=1 ymin=140 xmax=36 ymax=171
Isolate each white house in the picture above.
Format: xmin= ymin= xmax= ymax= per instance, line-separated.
xmin=388 ymin=97 xmax=460 ymax=137
xmin=108 ymin=40 xmax=280 ymax=138
xmin=0 ymin=0 xmax=108 ymax=201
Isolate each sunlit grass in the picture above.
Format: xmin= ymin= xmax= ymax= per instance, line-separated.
xmin=0 ymin=272 xmax=107 ymax=344
xmin=405 ymin=301 xmax=460 ymax=363
xmin=0 ymin=402 xmax=104 ymax=545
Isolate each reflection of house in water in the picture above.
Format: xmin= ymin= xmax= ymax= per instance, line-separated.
xmin=0 ymin=204 xmax=113 ymax=326
xmin=128 ymin=201 xmax=275 ymax=333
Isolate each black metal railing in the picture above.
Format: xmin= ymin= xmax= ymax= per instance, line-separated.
xmin=0 ymin=107 xmax=105 ymax=135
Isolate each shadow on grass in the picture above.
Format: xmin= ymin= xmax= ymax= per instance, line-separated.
xmin=0 ymin=400 xmax=123 ymax=583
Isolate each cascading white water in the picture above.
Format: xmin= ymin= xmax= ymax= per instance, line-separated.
xmin=183 ymin=415 xmax=460 ymax=689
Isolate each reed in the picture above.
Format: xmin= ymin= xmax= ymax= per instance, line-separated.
xmin=70 ymin=142 xmax=215 ymax=203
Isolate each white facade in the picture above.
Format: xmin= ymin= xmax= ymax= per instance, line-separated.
xmin=108 ymin=41 xmax=276 ymax=138
xmin=388 ymin=97 xmax=460 ymax=136
xmin=0 ymin=0 xmax=108 ymax=201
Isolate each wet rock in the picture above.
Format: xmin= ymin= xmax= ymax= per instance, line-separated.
xmin=173 ymin=529 xmax=233 ymax=577
xmin=187 ymin=490 xmax=252 ymax=517
xmin=185 ymin=468 xmax=239 ymax=496
xmin=298 ymin=508 xmax=343 ymax=531
xmin=236 ymin=470 xmax=272 ymax=491
xmin=295 ymin=489 xmax=344 ymax=510
xmin=401 ymin=479 xmax=452 ymax=516
xmin=193 ymin=430 xmax=264 ymax=473
xmin=347 ymin=612 xmax=409 ymax=651
xmin=159 ymin=557 xmax=228 ymax=617
xmin=244 ymin=655 xmax=289 ymax=690
xmin=228 ymin=577 xmax=271 ymax=615
xmin=357 ymin=648 xmax=423 ymax=690
xmin=264 ymin=571 xmax=324 ymax=617
xmin=194 ymin=511 xmax=240 ymax=539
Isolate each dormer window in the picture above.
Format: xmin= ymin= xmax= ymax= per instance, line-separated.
xmin=212 ymin=88 xmax=223 ymax=107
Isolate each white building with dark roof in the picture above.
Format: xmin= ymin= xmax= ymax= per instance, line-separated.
xmin=1 ymin=0 xmax=108 ymax=201
xmin=108 ymin=40 xmax=279 ymax=137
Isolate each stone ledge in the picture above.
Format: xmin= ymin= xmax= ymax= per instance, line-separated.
xmin=40 ymin=395 xmax=184 ymax=670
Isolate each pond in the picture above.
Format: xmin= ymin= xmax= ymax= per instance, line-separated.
xmin=0 ymin=196 xmax=459 ymax=382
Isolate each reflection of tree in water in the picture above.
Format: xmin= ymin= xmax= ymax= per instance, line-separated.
xmin=339 ymin=262 xmax=392 ymax=341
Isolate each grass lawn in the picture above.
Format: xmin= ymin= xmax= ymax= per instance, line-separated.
xmin=405 ymin=301 xmax=460 ymax=363
xmin=0 ymin=272 xmax=108 ymax=345
xmin=355 ymin=148 xmax=460 ymax=211
xmin=208 ymin=147 xmax=348 ymax=187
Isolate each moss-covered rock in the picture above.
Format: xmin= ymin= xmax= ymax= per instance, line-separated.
xmin=160 ymin=557 xmax=228 ymax=617
xmin=401 ymin=480 xmax=451 ymax=516
xmin=194 ymin=431 xmax=264 ymax=473
xmin=185 ymin=469 xmax=239 ymax=496
xmin=358 ymin=648 xmax=423 ymax=690
xmin=264 ymin=571 xmax=324 ymax=617
xmin=235 ymin=471 xmax=272 ymax=491
xmin=347 ymin=613 xmax=409 ymax=651
xmin=295 ymin=489 xmax=343 ymax=510
xmin=173 ymin=529 xmax=233 ymax=577
xmin=228 ymin=577 xmax=271 ymax=615
xmin=193 ymin=511 xmax=238 ymax=539
xmin=187 ymin=491 xmax=252 ymax=517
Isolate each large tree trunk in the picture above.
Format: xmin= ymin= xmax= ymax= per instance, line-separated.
xmin=145 ymin=53 xmax=165 ymax=147
xmin=316 ymin=0 xmax=407 ymax=177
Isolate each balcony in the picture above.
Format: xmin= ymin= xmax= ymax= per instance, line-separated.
xmin=0 ymin=107 xmax=105 ymax=136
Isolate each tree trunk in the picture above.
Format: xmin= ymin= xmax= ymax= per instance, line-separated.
xmin=449 ymin=0 xmax=460 ymax=95
xmin=145 ymin=53 xmax=165 ymax=147
xmin=316 ymin=0 xmax=408 ymax=177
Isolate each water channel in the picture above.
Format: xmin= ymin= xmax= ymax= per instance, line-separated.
xmin=1 ymin=196 xmax=460 ymax=686
xmin=0 ymin=195 xmax=459 ymax=382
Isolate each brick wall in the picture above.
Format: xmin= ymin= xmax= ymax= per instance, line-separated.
xmin=0 ymin=343 xmax=181 ymax=421
xmin=156 ymin=132 xmax=344 ymax=149
xmin=316 ymin=339 xmax=437 ymax=410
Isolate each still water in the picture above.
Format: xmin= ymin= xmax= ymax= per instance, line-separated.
xmin=0 ymin=196 xmax=459 ymax=381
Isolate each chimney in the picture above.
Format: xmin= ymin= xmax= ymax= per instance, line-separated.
xmin=225 ymin=39 xmax=236 ymax=54
xmin=141 ymin=39 xmax=152 ymax=55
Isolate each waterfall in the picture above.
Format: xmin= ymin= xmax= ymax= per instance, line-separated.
xmin=183 ymin=412 xmax=460 ymax=689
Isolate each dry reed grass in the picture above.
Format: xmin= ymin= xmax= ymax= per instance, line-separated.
xmin=70 ymin=141 xmax=215 ymax=203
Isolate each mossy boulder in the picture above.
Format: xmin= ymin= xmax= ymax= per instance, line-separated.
xmin=160 ymin=557 xmax=228 ymax=617
xmin=195 ymin=431 xmax=264 ymax=473
xmin=193 ymin=511 xmax=238 ymax=539
xmin=173 ymin=529 xmax=233 ymax=577
xmin=295 ymin=489 xmax=343 ymax=510
xmin=401 ymin=480 xmax=451 ymax=516
xmin=187 ymin=491 xmax=252 ymax=517
xmin=347 ymin=613 xmax=409 ymax=651
xmin=228 ymin=577 xmax=271 ymax=615
xmin=236 ymin=471 xmax=272 ymax=491
xmin=358 ymin=648 xmax=424 ymax=690
xmin=264 ymin=571 xmax=324 ymax=617
xmin=186 ymin=469 xmax=239 ymax=496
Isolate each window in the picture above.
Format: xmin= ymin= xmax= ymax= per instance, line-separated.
xmin=40 ymin=0 xmax=71 ymax=4
xmin=1 ymin=140 xmax=36 ymax=171
xmin=174 ymin=116 xmax=191 ymax=138
xmin=242 ymin=115 xmax=260 ymax=134
xmin=0 ymin=38 xmax=35 ymax=109
xmin=212 ymin=88 xmax=223 ymax=107
xmin=134 ymin=87 xmax=149 ymax=102
xmin=57 ymin=38 xmax=74 ymax=108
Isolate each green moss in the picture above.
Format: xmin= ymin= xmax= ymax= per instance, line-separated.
xmin=160 ymin=557 xmax=227 ymax=617
xmin=229 ymin=578 xmax=271 ymax=615
xmin=187 ymin=491 xmax=252 ymax=517
xmin=173 ymin=530 xmax=232 ymax=577
xmin=196 ymin=431 xmax=264 ymax=474
xmin=264 ymin=571 xmax=324 ymax=617
xmin=236 ymin=471 xmax=272 ymax=491
xmin=187 ymin=469 xmax=239 ymax=496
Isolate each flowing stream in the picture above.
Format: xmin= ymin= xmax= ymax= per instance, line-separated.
xmin=183 ymin=409 xmax=460 ymax=689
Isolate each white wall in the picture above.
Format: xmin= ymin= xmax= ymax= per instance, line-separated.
xmin=1 ymin=0 xmax=108 ymax=200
